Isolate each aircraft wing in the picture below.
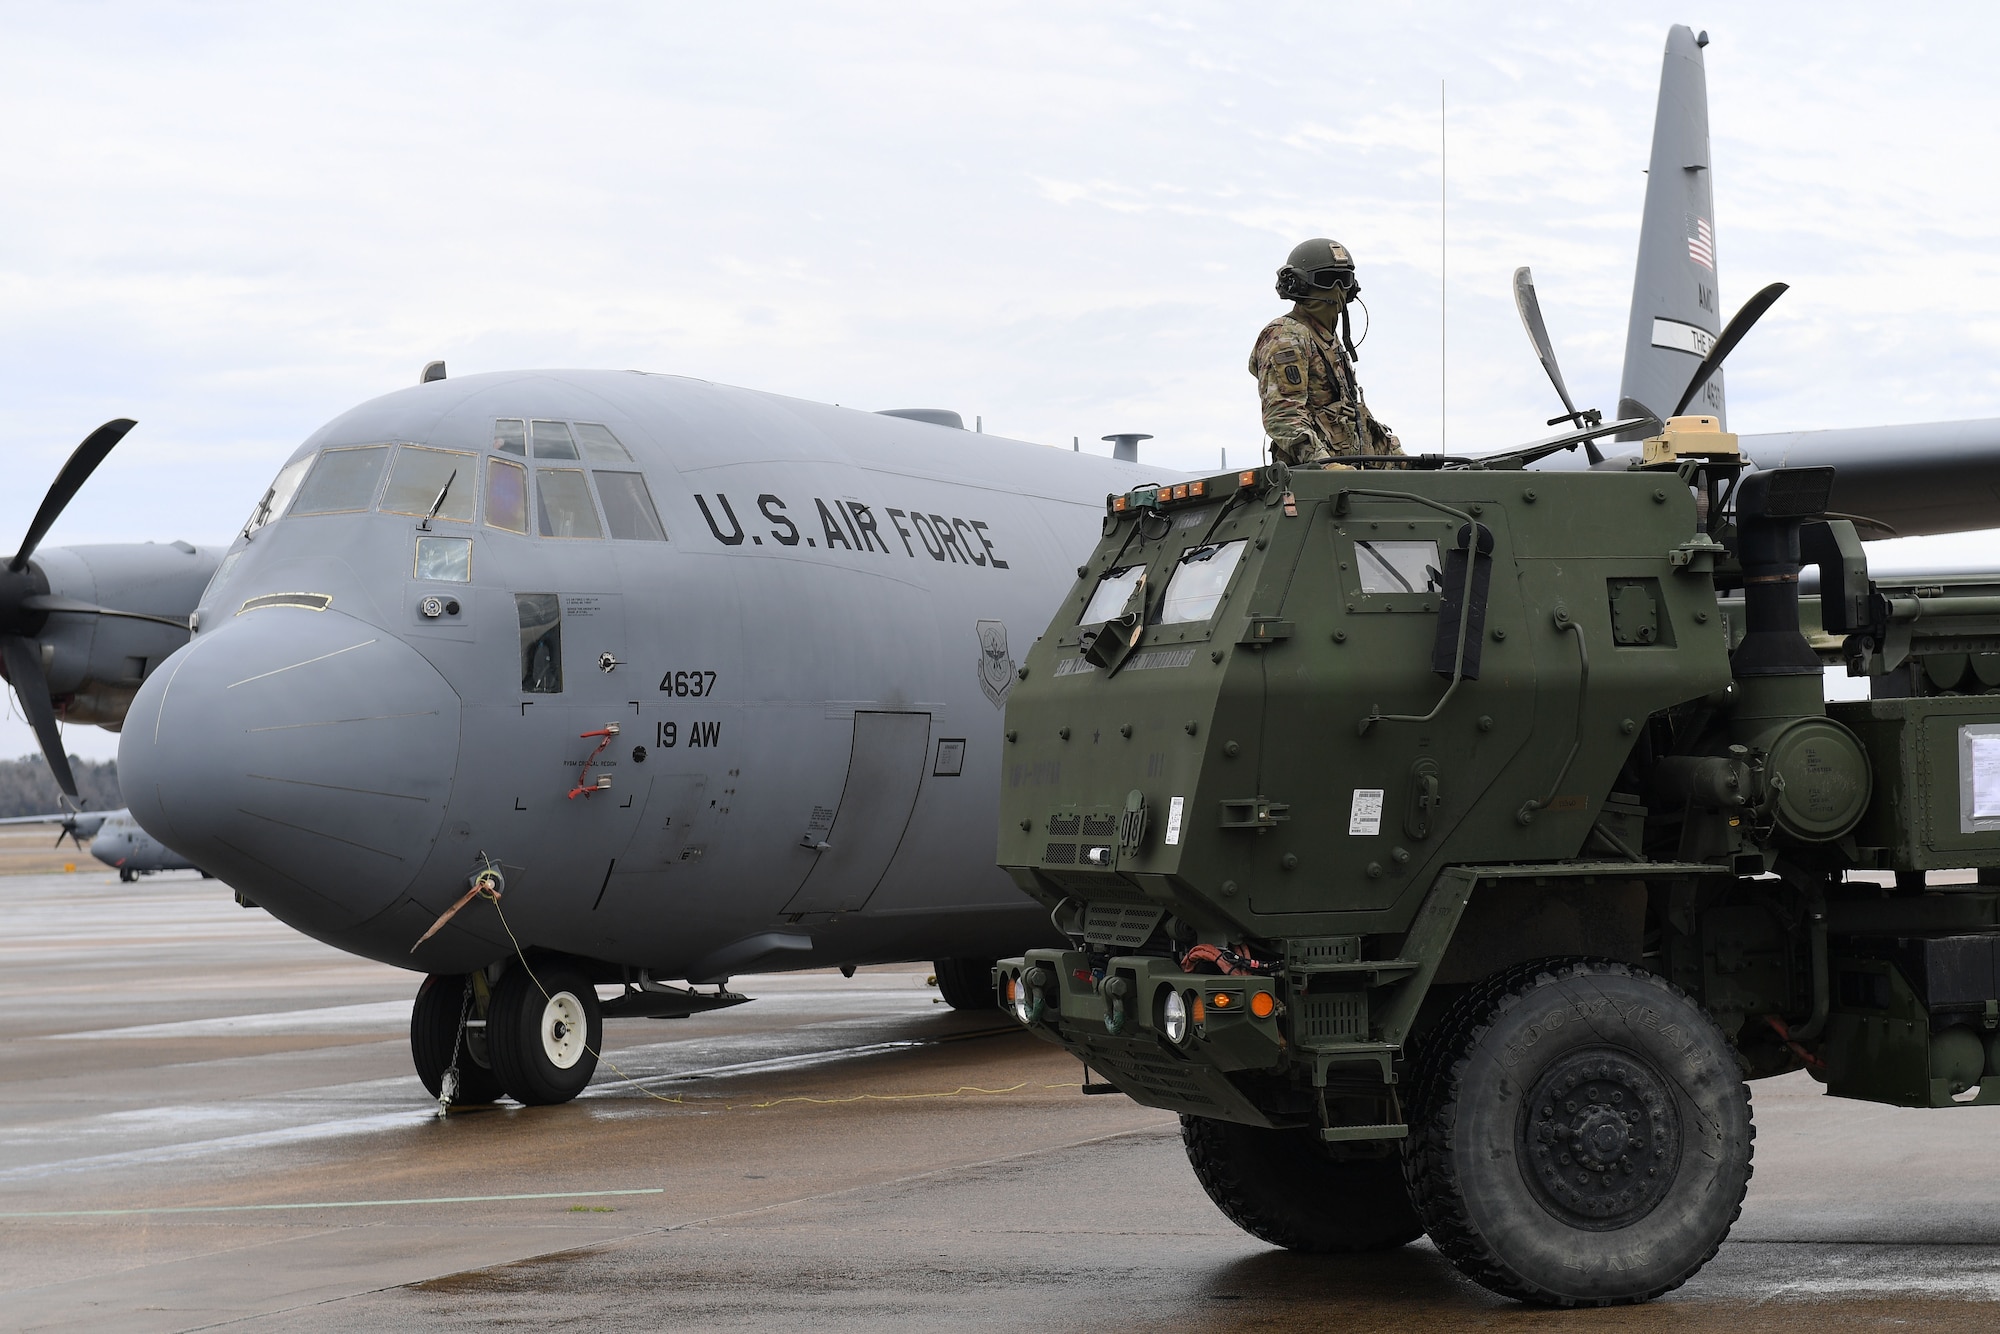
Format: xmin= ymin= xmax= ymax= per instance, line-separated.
xmin=0 ymin=812 xmax=73 ymax=826
xmin=1740 ymin=419 xmax=2000 ymax=538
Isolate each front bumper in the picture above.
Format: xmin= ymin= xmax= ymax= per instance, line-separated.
xmin=995 ymin=949 xmax=1292 ymax=1126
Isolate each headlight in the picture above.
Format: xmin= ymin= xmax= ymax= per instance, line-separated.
xmin=1162 ymin=988 xmax=1189 ymax=1044
xmin=1010 ymin=971 xmax=1032 ymax=1023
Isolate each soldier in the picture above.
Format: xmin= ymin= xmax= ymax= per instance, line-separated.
xmin=1250 ymin=238 xmax=1402 ymax=466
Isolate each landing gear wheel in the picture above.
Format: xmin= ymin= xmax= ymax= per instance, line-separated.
xmin=410 ymin=973 xmax=505 ymax=1105
xmin=933 ymin=957 xmax=996 ymax=1011
xmin=487 ymin=958 xmax=602 ymax=1106
xmin=1181 ymin=1115 xmax=1423 ymax=1253
xmin=1404 ymin=959 xmax=1753 ymax=1307
xmin=118 ymin=868 xmax=135 ymax=883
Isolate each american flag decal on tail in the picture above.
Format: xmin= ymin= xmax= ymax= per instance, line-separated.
xmin=1688 ymin=216 xmax=1714 ymax=270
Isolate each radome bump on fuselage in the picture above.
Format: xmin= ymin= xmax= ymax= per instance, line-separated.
xmin=120 ymin=370 xmax=1166 ymax=981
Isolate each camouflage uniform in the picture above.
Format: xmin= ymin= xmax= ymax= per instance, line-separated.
xmin=1249 ymin=303 xmax=1401 ymax=466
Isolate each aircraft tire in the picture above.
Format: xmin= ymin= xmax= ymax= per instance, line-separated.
xmin=1402 ymin=958 xmax=1752 ymax=1307
xmin=118 ymin=868 xmax=135 ymax=883
xmin=410 ymin=974 xmax=505 ymax=1105
xmin=932 ymin=957 xmax=996 ymax=1010
xmin=487 ymin=959 xmax=602 ymax=1106
xmin=1180 ymin=1115 xmax=1423 ymax=1253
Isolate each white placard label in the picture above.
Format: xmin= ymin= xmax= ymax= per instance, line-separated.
xmin=1972 ymin=734 xmax=2000 ymax=820
xmin=1164 ymin=795 xmax=1185 ymax=846
xmin=1349 ymin=788 xmax=1385 ymax=836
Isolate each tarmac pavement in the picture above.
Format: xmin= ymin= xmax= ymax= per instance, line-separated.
xmin=2 ymin=868 xmax=1998 ymax=1331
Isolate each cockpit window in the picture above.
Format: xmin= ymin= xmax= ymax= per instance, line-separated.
xmin=381 ymin=446 xmax=476 ymax=521
xmin=575 ymin=423 xmax=632 ymax=461
xmin=1079 ymin=566 xmax=1145 ymax=624
xmin=594 ymin=471 xmax=667 ymax=541
xmin=536 ymin=469 xmax=604 ymax=538
xmin=291 ymin=445 xmax=390 ymax=515
xmin=516 ymin=593 xmax=562 ymax=693
xmin=1159 ymin=540 xmax=1247 ymax=625
xmin=1355 ymin=540 xmax=1442 ymax=594
xmin=531 ymin=420 xmax=579 ymax=460
xmin=494 ymin=419 xmax=527 ymax=456
xmin=243 ymin=455 xmax=312 ymax=535
xmin=485 ymin=458 xmax=529 ymax=533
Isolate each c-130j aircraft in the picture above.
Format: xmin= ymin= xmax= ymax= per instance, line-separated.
xmin=1 ymin=23 xmax=1998 ymax=1110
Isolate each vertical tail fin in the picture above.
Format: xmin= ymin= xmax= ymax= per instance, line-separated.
xmin=1618 ymin=25 xmax=1722 ymax=436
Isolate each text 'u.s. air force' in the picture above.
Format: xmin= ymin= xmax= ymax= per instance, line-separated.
xmin=692 ymin=493 xmax=1009 ymax=570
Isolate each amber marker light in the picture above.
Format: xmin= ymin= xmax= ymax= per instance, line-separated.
xmin=1113 ymin=496 xmax=1129 ymax=512
xmin=1191 ymin=994 xmax=1206 ymax=1024
xmin=1238 ymin=470 xmax=1257 ymax=489
xmin=1189 ymin=480 xmax=1206 ymax=497
xmin=1249 ymin=991 xmax=1277 ymax=1019
xmin=1206 ymin=990 xmax=1241 ymax=1011
xmin=1171 ymin=483 xmax=1188 ymax=501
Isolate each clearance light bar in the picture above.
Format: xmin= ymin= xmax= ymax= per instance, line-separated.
xmin=1110 ymin=470 xmax=1256 ymax=516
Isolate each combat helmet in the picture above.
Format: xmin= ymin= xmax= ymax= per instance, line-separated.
xmin=1276 ymin=238 xmax=1360 ymax=303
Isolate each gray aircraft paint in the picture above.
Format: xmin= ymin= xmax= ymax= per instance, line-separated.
xmin=118 ymin=373 xmax=1166 ymax=981
xmin=1618 ymin=24 xmax=1723 ymax=433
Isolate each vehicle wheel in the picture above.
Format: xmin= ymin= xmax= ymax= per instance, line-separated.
xmin=410 ymin=973 xmax=505 ymax=1105
xmin=1404 ymin=958 xmax=1753 ymax=1307
xmin=933 ymin=957 xmax=997 ymax=1010
xmin=1181 ymin=1115 xmax=1423 ymax=1253
xmin=118 ymin=868 xmax=135 ymax=883
xmin=487 ymin=958 xmax=602 ymax=1106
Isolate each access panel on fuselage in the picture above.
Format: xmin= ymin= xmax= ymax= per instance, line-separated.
xmin=783 ymin=710 xmax=932 ymax=914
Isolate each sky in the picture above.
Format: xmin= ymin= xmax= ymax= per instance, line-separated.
xmin=5 ymin=1 xmax=2000 ymax=764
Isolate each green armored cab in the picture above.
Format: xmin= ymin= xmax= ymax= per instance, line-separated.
xmin=993 ymin=416 xmax=2000 ymax=1307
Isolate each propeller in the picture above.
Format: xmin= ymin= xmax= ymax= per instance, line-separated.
xmin=0 ymin=419 xmax=139 ymax=802
xmin=1512 ymin=267 xmax=1606 ymax=464
xmin=1671 ymin=282 xmax=1789 ymax=418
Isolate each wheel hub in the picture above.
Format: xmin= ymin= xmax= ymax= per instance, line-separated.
xmin=1520 ymin=1048 xmax=1680 ymax=1230
xmin=541 ymin=991 xmax=588 ymax=1070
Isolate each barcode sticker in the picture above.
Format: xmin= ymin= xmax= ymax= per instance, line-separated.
xmin=1349 ymin=788 xmax=1384 ymax=836
xmin=1164 ymin=796 xmax=1185 ymax=845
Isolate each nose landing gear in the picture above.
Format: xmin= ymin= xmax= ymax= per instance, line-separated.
xmin=411 ymin=973 xmax=506 ymax=1106
xmin=485 ymin=958 xmax=603 ymax=1106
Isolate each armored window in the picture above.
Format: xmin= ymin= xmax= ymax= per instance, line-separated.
xmin=243 ymin=454 xmax=312 ymax=535
xmin=1159 ymin=540 xmax=1247 ymax=625
xmin=593 ymin=471 xmax=667 ymax=541
xmin=1354 ymin=540 xmax=1442 ymax=595
xmin=290 ymin=445 xmax=389 ymax=515
xmin=1079 ymin=566 xmax=1145 ymax=624
xmin=530 ymin=420 xmax=579 ymax=460
xmin=485 ymin=458 xmax=529 ymax=534
xmin=535 ymin=469 xmax=604 ymax=539
xmin=494 ymin=419 xmax=527 ymax=456
xmin=516 ymin=592 xmax=562 ymax=693
xmin=381 ymin=446 xmax=476 ymax=521
xmin=575 ymin=423 xmax=632 ymax=461
xmin=414 ymin=536 xmax=472 ymax=582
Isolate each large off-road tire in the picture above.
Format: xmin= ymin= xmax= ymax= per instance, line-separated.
xmin=487 ymin=958 xmax=602 ymax=1106
xmin=933 ymin=957 xmax=997 ymax=1011
xmin=410 ymin=973 xmax=507 ymax=1105
xmin=1182 ymin=1115 xmax=1425 ymax=1253
xmin=1404 ymin=958 xmax=1752 ymax=1307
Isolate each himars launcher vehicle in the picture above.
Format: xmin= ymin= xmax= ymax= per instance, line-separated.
xmin=994 ymin=416 xmax=2000 ymax=1306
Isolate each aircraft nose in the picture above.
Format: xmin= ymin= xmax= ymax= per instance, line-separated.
xmin=120 ymin=609 xmax=461 ymax=938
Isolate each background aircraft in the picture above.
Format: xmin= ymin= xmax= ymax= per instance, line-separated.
xmin=2 ymin=20 xmax=1999 ymax=1110
xmin=0 ymin=807 xmax=203 ymax=880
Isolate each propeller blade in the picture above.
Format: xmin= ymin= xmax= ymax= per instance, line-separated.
xmin=21 ymin=595 xmax=191 ymax=631
xmin=1512 ymin=268 xmax=1602 ymax=464
xmin=9 ymin=419 xmax=137 ymax=573
xmin=1671 ymin=282 xmax=1789 ymax=418
xmin=0 ymin=634 xmax=78 ymax=799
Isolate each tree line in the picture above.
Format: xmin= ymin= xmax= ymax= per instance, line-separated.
xmin=0 ymin=756 xmax=122 ymax=818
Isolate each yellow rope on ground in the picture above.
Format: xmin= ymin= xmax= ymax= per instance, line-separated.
xmin=466 ymin=893 xmax=1078 ymax=1115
